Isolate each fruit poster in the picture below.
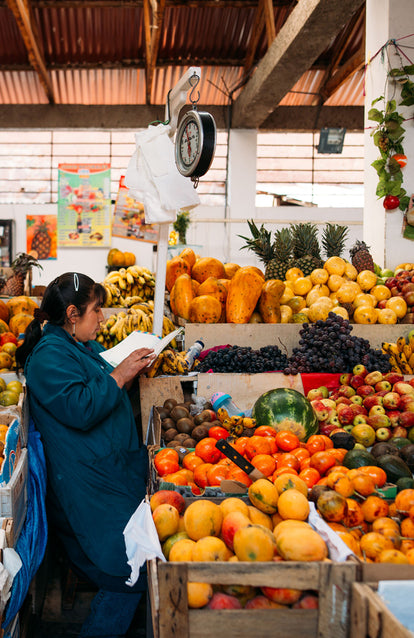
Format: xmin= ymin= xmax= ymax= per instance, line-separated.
xmin=26 ymin=214 xmax=57 ymax=260
xmin=112 ymin=176 xmax=158 ymax=243
xmin=57 ymin=164 xmax=112 ymax=247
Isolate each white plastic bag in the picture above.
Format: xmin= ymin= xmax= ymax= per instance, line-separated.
xmin=123 ymin=499 xmax=166 ymax=587
xmin=124 ymin=124 xmax=200 ymax=224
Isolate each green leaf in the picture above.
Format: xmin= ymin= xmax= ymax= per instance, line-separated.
xmin=371 ymin=96 xmax=384 ymax=106
xmin=368 ymin=108 xmax=384 ymax=123
xmin=389 ymin=67 xmax=406 ymax=77
xmin=371 ymin=158 xmax=386 ymax=173
xmin=389 ymin=181 xmax=402 ymax=196
xmin=400 ymin=195 xmax=410 ymax=211
xmin=388 ymin=125 xmax=405 ymax=140
xmin=403 ymin=64 xmax=414 ymax=75
xmin=400 ymin=96 xmax=414 ymax=107
xmin=376 ymin=182 xmax=388 ymax=198
xmin=386 ymin=99 xmax=397 ymax=113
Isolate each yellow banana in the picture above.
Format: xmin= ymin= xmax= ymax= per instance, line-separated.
xmin=126 ymin=271 xmax=134 ymax=285
xmin=403 ymin=344 xmax=412 ymax=360
xmin=397 ymin=336 xmax=407 ymax=352
xmin=146 ymin=355 xmax=163 ymax=378
xmin=104 ymin=285 xmax=112 ymax=307
xmin=409 ymin=352 xmax=414 ymax=369
xmin=176 ymin=357 xmax=189 ymax=375
xmin=409 ymin=335 xmax=414 ymax=351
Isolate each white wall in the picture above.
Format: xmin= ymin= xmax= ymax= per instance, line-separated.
xmin=0 ymin=203 xmax=363 ymax=289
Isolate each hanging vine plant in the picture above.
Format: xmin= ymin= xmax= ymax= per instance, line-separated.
xmin=368 ymin=40 xmax=414 ymax=212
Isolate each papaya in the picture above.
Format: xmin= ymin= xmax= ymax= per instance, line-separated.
xmin=170 ymin=274 xmax=195 ymax=320
xmin=0 ymin=300 xmax=9 ymax=324
xmin=188 ymin=295 xmax=222 ymax=323
xmin=191 ymin=258 xmax=225 ymax=284
xmin=259 ymin=279 xmax=285 ymax=323
xmin=226 ymin=267 xmax=265 ymax=324
xmin=9 ymin=312 xmax=34 ymax=337
xmin=6 ymin=296 xmax=39 ymax=318
xmin=165 ymin=256 xmax=190 ymax=292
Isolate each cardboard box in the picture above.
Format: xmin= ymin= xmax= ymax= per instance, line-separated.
xmin=148 ymin=559 xmax=357 ymax=638
xmin=350 ymin=583 xmax=414 ymax=638
xmin=0 ymin=449 xmax=28 ymax=544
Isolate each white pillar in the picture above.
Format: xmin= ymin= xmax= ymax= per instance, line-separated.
xmin=365 ymin=0 xmax=414 ymax=268
xmin=227 ymin=130 xmax=257 ymax=261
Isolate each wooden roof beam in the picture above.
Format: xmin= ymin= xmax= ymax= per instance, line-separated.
xmin=232 ymin=0 xmax=364 ymax=128
xmin=143 ymin=0 xmax=166 ymax=104
xmin=5 ymin=0 xmax=55 ymax=103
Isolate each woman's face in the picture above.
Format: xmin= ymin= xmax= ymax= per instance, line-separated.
xmin=74 ymin=298 xmax=104 ymax=343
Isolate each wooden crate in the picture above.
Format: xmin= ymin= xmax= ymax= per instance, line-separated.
xmin=350 ymin=583 xmax=413 ymax=638
xmin=354 ymin=560 xmax=414 ymax=583
xmin=148 ymin=559 xmax=357 ymax=638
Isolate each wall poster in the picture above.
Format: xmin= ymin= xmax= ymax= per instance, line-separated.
xmin=26 ymin=214 xmax=57 ymax=260
xmin=112 ymin=176 xmax=158 ymax=243
xmin=58 ymin=164 xmax=112 ymax=247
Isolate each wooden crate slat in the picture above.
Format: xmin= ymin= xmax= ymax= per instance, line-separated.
xmin=186 ymin=562 xmax=320 ymax=588
xmin=317 ymin=562 xmax=357 ymax=638
xmin=350 ymin=583 xmax=413 ymax=638
xmin=157 ymin=562 xmax=189 ymax=638
xmin=188 ymin=609 xmax=318 ymax=638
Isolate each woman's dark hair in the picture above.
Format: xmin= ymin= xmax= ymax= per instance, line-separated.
xmin=15 ymin=272 xmax=106 ymax=371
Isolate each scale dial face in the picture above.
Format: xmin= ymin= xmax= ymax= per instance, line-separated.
xmin=175 ymin=110 xmax=216 ymax=178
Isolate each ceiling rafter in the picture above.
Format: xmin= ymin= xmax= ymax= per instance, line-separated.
xmin=143 ymin=0 xmax=166 ymax=104
xmin=232 ymin=0 xmax=364 ymax=128
xmin=244 ymin=0 xmax=265 ymax=74
xmin=5 ymin=0 xmax=55 ymax=103
xmin=0 ymin=0 xmax=294 ymax=7
xmin=319 ymin=3 xmax=365 ymax=101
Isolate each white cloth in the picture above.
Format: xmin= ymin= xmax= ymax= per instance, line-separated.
xmin=123 ymin=499 xmax=166 ymax=587
xmin=125 ymin=124 xmax=200 ymax=224
xmin=308 ymin=502 xmax=354 ymax=562
xmin=0 ymin=548 xmax=22 ymax=614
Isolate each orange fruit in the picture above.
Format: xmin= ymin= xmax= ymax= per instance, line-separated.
xmin=248 ymin=478 xmax=279 ymax=515
xmin=376 ymin=308 xmax=397 ymax=324
xmin=353 ymin=305 xmax=377 ymax=324
xmin=360 ymin=495 xmax=389 ymax=523
xmin=183 ymin=500 xmax=222 ymax=540
xmin=192 ymin=536 xmax=228 ymax=561
xmin=277 ymin=488 xmax=310 ymax=521
xmin=310 ymin=268 xmax=329 ymax=285
xmin=187 ymin=582 xmax=213 ymax=608
xmin=324 ymin=257 xmax=346 ymax=276
xmin=356 ymin=270 xmax=377 ymax=291
xmin=371 ymin=284 xmax=391 ymax=301
xmin=285 ymin=267 xmax=304 ymax=281
xmin=327 ymin=274 xmax=345 ymax=292
xmin=292 ymin=277 xmax=312 ymax=296
xmin=385 ymin=296 xmax=407 ymax=318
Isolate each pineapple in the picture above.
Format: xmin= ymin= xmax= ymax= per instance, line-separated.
xmin=0 ymin=253 xmax=42 ymax=296
xmin=269 ymin=228 xmax=294 ymax=280
xmin=238 ymin=220 xmax=275 ymax=280
xmin=321 ymin=223 xmax=349 ymax=259
xmin=290 ymin=223 xmax=323 ymax=276
xmin=349 ymin=240 xmax=375 ymax=273
xmin=31 ymin=217 xmax=52 ymax=260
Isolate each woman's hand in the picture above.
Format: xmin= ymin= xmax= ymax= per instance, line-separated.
xmin=110 ymin=348 xmax=156 ymax=389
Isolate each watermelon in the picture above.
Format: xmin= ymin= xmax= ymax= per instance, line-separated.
xmin=252 ymin=388 xmax=318 ymax=442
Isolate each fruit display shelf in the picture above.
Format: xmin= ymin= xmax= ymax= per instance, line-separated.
xmin=184 ymin=322 xmax=413 ymax=355
xmin=148 ymin=558 xmax=357 ymax=638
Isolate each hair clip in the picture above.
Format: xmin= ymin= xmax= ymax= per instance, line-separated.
xmin=74 ymin=273 xmax=79 ymax=292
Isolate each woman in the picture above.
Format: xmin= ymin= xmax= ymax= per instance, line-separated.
xmin=16 ymin=272 xmax=155 ymax=638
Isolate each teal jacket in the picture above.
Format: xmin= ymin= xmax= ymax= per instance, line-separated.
xmin=24 ymin=323 xmax=148 ymax=578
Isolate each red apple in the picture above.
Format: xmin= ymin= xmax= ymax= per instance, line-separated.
xmin=357 ymin=385 xmax=376 ymax=397
xmin=338 ymin=406 xmax=357 ymax=426
xmin=384 ymin=372 xmax=404 ymax=385
xmin=375 ymin=427 xmax=392 ymax=441
xmin=393 ymin=382 xmax=414 ymax=396
xmin=319 ymin=422 xmax=340 ymax=437
xmin=402 ymin=282 xmax=414 ymax=294
xmin=367 ymin=414 xmax=391 ymax=430
xmin=364 ymin=371 xmax=383 ymax=386
xmin=369 ymin=405 xmax=386 ymax=416
xmin=386 ymin=410 xmax=401 ymax=427
xmin=307 ymin=388 xmax=325 ymax=401
xmin=335 ymin=397 xmax=352 ymax=406
xmin=350 ymin=374 xmax=366 ymax=389
xmin=404 ymin=291 xmax=414 ymax=306
xmin=292 ymin=594 xmax=319 ymax=610
xmin=385 ymin=277 xmax=398 ymax=289
xmin=377 ymin=300 xmax=388 ymax=309
xmin=353 ymin=364 xmax=368 ymax=377
xmin=363 ymin=395 xmax=383 ymax=410
xmin=350 ymin=395 xmax=364 ymax=405
xmin=382 ymin=392 xmax=401 ymax=410
xmin=311 ymin=400 xmax=330 ymax=422
xmin=398 ymin=395 xmax=414 ymax=412
xmin=392 ymin=426 xmax=408 ymax=439
xmin=375 ymin=381 xmax=392 ymax=393
xmin=208 ymin=592 xmax=243 ymax=610
xmin=398 ymin=412 xmax=414 ymax=428
xmin=339 ymin=373 xmax=353 ymax=386
xmin=337 ymin=385 xmax=356 ymax=398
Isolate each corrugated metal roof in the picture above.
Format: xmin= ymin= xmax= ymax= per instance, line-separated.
xmin=0 ymin=1 xmax=365 ymax=114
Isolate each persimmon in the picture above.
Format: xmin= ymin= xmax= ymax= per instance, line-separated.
xmin=372 ymin=517 xmax=401 ymax=548
xmin=251 ymin=454 xmax=277 ymax=477
xmin=299 ymin=457 xmax=311 ymax=470
xmin=207 ymin=464 xmax=229 ymax=486
xmin=230 ymin=436 xmax=249 ymax=455
xmin=326 ymin=448 xmax=347 ymax=463
xmin=309 ymin=451 xmax=337 ymax=476
xmin=409 ymin=504 xmax=414 ymax=523
xmin=360 ymin=495 xmax=389 ymax=523
xmin=245 ymin=435 xmax=273 ymax=460
xmin=263 ymin=436 xmax=277 ymax=455
xmin=193 ymin=463 xmax=214 ymax=488
xmin=195 ymin=437 xmax=221 ymax=464
xmin=358 ymin=466 xmax=387 ymax=488
xmin=227 ymin=465 xmax=252 ymax=487
xmin=299 ymin=467 xmax=321 ymax=488
xmin=255 ymin=426 xmax=277 ymax=438
xmin=351 ymin=473 xmax=377 ymax=497
xmin=272 ymin=467 xmax=299 ymax=479
xmin=208 ymin=425 xmax=230 ymax=441
xmin=275 ymin=431 xmax=300 ymax=452
xmin=306 ymin=435 xmax=328 ymax=455
xmin=400 ymin=516 xmax=414 ymax=539
xmin=395 ymin=489 xmax=414 ymax=515
xmin=154 ymin=453 xmax=180 ymax=477
xmin=332 ymin=475 xmax=355 ymax=498
xmin=182 ymin=451 xmax=204 ymax=472
xmin=291 ymin=447 xmax=310 ymax=463
xmin=161 ymin=472 xmax=187 ymax=486
xmin=277 ymin=453 xmax=300 ymax=472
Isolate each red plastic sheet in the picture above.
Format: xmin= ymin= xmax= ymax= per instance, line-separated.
xmin=300 ymin=373 xmax=342 ymax=395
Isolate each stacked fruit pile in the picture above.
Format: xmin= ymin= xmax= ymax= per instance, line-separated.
xmin=0 ymin=296 xmax=38 ymax=371
xmin=382 ymin=332 xmax=414 ymax=374
xmin=101 ymin=265 xmax=156 ymax=307
xmin=384 ymin=266 xmax=414 ymax=323
xmin=150 ymin=488 xmax=326 ymax=609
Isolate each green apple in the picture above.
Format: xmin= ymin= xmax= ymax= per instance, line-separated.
xmin=381 ymin=268 xmax=395 ymax=278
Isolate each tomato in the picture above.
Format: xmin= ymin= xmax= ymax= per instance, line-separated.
xmin=195 ymin=437 xmax=221 ymax=464
xmin=193 ymin=463 xmax=214 ymax=488
xmin=277 ymin=453 xmax=300 ymax=472
xmin=299 ymin=467 xmax=321 ymax=488
xmin=208 ymin=425 xmax=230 ymax=441
xmin=154 ymin=448 xmax=180 ymax=475
xmin=309 ymin=450 xmax=337 ymax=476
xmin=245 ymin=435 xmax=273 ymax=460
xmin=392 ymin=153 xmax=407 ymax=168
xmin=254 ymin=426 xmax=277 ymax=438
xmin=383 ymin=194 xmax=400 ymax=210
xmin=207 ymin=463 xmax=229 ymax=486
xmin=250 ymin=453 xmax=276 ymax=477
xmin=306 ymin=434 xmax=329 ymax=455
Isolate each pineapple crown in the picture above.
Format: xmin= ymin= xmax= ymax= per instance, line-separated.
xmin=349 ymin=240 xmax=371 ymax=259
xmin=238 ymin=220 xmax=276 ymax=263
xmin=11 ymin=252 xmax=43 ymax=275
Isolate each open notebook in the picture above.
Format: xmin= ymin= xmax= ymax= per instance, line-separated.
xmin=100 ymin=327 xmax=184 ymax=368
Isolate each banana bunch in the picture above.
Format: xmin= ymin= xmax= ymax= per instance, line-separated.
xmin=382 ymin=334 xmax=414 ymax=374
xmin=96 ymin=304 xmax=177 ymax=350
xmin=147 ymin=348 xmax=190 ymax=378
xmin=102 ymin=266 xmax=156 ymax=307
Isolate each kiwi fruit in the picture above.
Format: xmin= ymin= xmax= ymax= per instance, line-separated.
xmin=163 ymin=428 xmax=178 ymax=442
xmin=162 ymin=418 xmax=175 ymax=431
xmin=158 ymin=407 xmax=170 ymax=420
xmin=166 ymin=440 xmax=180 ymax=448
xmin=174 ymin=433 xmax=189 ymax=443
xmin=170 ymin=405 xmax=190 ymax=422
xmin=176 ymin=417 xmax=194 ymax=435
xmin=199 ymin=409 xmax=214 ymax=423
xmin=182 ymin=438 xmax=196 ymax=448
xmin=192 ymin=424 xmax=209 ymax=442
xmin=209 ymin=420 xmax=222 ymax=428
xmin=193 ymin=412 xmax=206 ymax=426
xmin=163 ymin=398 xmax=177 ymax=412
